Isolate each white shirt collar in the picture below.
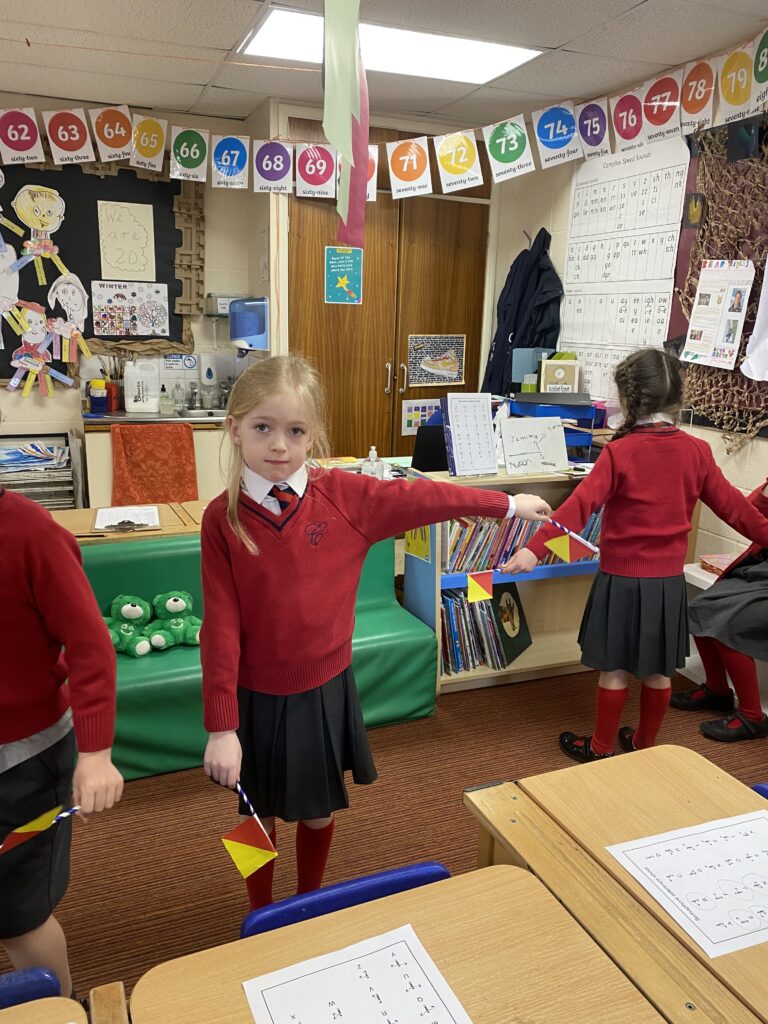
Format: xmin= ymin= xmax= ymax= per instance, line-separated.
xmin=636 ymin=413 xmax=675 ymax=425
xmin=242 ymin=463 xmax=308 ymax=505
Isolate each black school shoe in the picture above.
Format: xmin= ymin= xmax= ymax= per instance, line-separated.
xmin=617 ymin=726 xmax=637 ymax=752
xmin=559 ymin=731 xmax=613 ymax=763
xmin=700 ymin=711 xmax=768 ymax=742
xmin=670 ymin=684 xmax=734 ymax=713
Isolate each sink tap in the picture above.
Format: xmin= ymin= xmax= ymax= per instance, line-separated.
xmin=189 ymin=382 xmax=202 ymax=409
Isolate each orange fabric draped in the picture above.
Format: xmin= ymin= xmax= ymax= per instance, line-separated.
xmin=110 ymin=423 xmax=199 ymax=505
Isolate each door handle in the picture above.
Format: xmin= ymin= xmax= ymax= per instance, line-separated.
xmin=399 ymin=363 xmax=408 ymax=395
xmin=385 ymin=361 xmax=392 ymax=394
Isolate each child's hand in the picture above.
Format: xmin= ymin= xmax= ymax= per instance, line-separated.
xmin=204 ymin=731 xmax=242 ymax=789
xmin=500 ymin=548 xmax=539 ymax=575
xmin=73 ymin=749 xmax=124 ymax=816
xmin=513 ymin=494 xmax=552 ymax=521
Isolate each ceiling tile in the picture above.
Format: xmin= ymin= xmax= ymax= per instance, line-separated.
xmin=0 ymin=21 xmax=221 ymax=86
xmin=280 ymin=0 xmax=641 ymax=49
xmin=0 ymin=62 xmax=202 ymax=111
xmin=564 ymin=0 xmax=766 ymax=66
xmin=434 ymin=86 xmax=560 ymax=123
xmin=367 ymin=72 xmax=468 ymax=116
xmin=16 ymin=0 xmax=261 ymax=50
xmin=189 ymin=86 xmax=267 ymax=118
xmin=214 ymin=59 xmax=324 ymax=102
xmin=682 ymin=0 xmax=768 ymax=15
xmin=492 ymin=48 xmax=668 ymax=99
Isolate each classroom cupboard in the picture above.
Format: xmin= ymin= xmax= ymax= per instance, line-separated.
xmin=287 ymin=118 xmax=490 ymax=458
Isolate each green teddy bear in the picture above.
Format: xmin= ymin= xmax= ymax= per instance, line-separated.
xmin=148 ymin=590 xmax=202 ymax=651
xmin=105 ymin=595 xmax=153 ymax=658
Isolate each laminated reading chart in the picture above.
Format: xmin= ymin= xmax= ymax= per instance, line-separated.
xmin=242 ymin=925 xmax=473 ymax=1024
xmin=607 ymin=811 xmax=768 ymax=958
xmin=559 ymin=136 xmax=689 ymax=398
xmin=442 ymin=393 xmax=498 ymax=477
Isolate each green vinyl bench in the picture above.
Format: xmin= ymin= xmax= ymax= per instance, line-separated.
xmin=81 ymin=534 xmax=436 ymax=780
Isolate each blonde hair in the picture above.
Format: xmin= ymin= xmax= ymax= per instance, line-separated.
xmin=224 ymin=354 xmax=331 ymax=554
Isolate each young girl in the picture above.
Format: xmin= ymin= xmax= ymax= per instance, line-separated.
xmin=201 ymin=354 xmax=552 ymax=908
xmin=503 ymin=348 xmax=768 ymax=762
xmin=671 ymin=477 xmax=768 ymax=742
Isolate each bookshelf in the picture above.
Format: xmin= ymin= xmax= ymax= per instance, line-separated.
xmin=403 ymin=469 xmax=598 ymax=694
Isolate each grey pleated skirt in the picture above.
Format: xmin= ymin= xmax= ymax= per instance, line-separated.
xmin=236 ymin=666 xmax=378 ymax=822
xmin=688 ymin=553 xmax=768 ymax=661
xmin=578 ymin=572 xmax=689 ymax=678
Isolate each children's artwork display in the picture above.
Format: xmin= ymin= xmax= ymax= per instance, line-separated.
xmin=408 ymin=335 xmax=466 ymax=386
xmin=242 ymin=925 xmax=473 ymax=1024
xmin=500 ymin=416 xmax=569 ymax=476
xmin=560 ymin=136 xmax=689 ymax=398
xmin=607 ymin=811 xmax=768 ymax=958
xmin=91 ymin=281 xmax=169 ymax=337
xmin=98 ymin=201 xmax=156 ymax=282
xmin=682 ymin=260 xmax=755 ymax=370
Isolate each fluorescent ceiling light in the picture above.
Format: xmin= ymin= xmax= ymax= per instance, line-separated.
xmin=243 ymin=10 xmax=540 ymax=85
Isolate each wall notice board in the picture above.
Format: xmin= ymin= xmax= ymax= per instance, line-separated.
xmin=0 ymin=163 xmax=183 ymax=381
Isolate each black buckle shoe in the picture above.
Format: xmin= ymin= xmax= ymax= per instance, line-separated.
xmin=670 ymin=684 xmax=734 ymax=713
xmin=700 ymin=711 xmax=768 ymax=743
xmin=618 ymin=726 xmax=637 ymax=752
xmin=559 ymin=731 xmax=613 ymax=763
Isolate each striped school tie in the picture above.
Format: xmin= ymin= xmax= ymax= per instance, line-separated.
xmin=268 ymin=483 xmax=297 ymax=515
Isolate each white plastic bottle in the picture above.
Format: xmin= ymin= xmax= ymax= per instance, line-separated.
xmin=360 ymin=445 xmax=385 ymax=479
xmin=123 ymin=359 xmax=161 ymax=415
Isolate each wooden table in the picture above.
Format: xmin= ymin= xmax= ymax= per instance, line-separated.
xmin=0 ymin=998 xmax=87 ymax=1023
xmin=178 ymin=500 xmax=208 ymax=525
xmin=130 ymin=865 xmax=664 ymax=1024
xmin=464 ymin=745 xmax=767 ymax=1024
xmin=51 ymin=504 xmax=198 ymax=544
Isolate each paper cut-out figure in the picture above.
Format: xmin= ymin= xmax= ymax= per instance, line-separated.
xmin=8 ymin=185 xmax=69 ymax=285
xmin=6 ymin=299 xmax=74 ymax=398
xmin=0 ymin=244 xmax=29 ymax=347
xmin=48 ymin=273 xmax=88 ymax=331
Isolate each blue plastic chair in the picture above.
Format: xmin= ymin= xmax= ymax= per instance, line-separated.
xmin=0 ymin=968 xmax=61 ymax=1009
xmin=241 ymin=861 xmax=450 ymax=938
xmin=752 ymin=783 xmax=768 ymax=799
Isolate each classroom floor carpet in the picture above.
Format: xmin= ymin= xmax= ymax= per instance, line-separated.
xmin=5 ymin=671 xmax=768 ymax=996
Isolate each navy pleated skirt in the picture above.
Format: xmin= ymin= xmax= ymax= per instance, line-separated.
xmin=236 ymin=666 xmax=378 ymax=822
xmin=578 ymin=571 xmax=689 ymax=678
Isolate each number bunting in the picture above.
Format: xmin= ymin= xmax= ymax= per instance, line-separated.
xmin=43 ymin=108 xmax=95 ymax=165
xmin=575 ymin=99 xmax=611 ymax=160
xmin=610 ymin=89 xmax=646 ymax=153
xmin=386 ymin=137 xmax=432 ymax=198
xmin=295 ymin=143 xmax=336 ymax=198
xmin=0 ymin=108 xmax=45 ymax=165
xmin=532 ymin=103 xmax=583 ymax=168
xmin=88 ymin=105 xmax=133 ymax=161
xmin=433 ymin=130 xmax=483 ymax=193
xmin=130 ymin=114 xmax=167 ymax=172
xmin=680 ymin=59 xmax=716 ymax=134
xmin=482 ymin=115 xmax=535 ymax=181
xmin=211 ymin=135 xmax=250 ymax=189
xmin=253 ymin=141 xmax=293 ymax=194
xmin=170 ymin=127 xmax=209 ymax=182
xmin=642 ymin=71 xmax=683 ymax=144
xmin=716 ymin=41 xmax=755 ymax=125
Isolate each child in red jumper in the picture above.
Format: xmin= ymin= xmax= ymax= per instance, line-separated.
xmin=0 ymin=488 xmax=123 ymax=998
xmin=670 ymin=477 xmax=768 ymax=742
xmin=503 ymin=348 xmax=768 ymax=762
xmin=201 ymin=354 xmax=552 ymax=909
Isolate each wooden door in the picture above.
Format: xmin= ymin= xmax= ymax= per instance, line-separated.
xmin=288 ymin=118 xmax=400 ymax=457
xmin=391 ymin=197 xmax=489 ymax=456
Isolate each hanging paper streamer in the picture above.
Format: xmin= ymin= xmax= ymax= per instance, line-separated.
xmin=716 ymin=42 xmax=755 ymax=125
xmin=366 ymin=145 xmax=379 ymax=202
xmin=575 ymin=100 xmax=611 ymax=160
xmin=753 ymin=28 xmax=768 ymax=111
xmin=680 ymin=61 xmax=716 ymax=135
xmin=336 ymin=67 xmax=369 ymax=247
xmin=295 ymin=144 xmax=336 ymax=199
xmin=0 ymin=108 xmax=45 ymax=166
xmin=532 ymin=103 xmax=582 ymax=169
xmin=0 ymin=805 xmax=78 ymax=854
xmin=130 ymin=115 xmax=167 ymax=173
xmin=610 ymin=89 xmax=646 ymax=153
xmin=543 ymin=519 xmax=600 ymax=563
xmin=170 ymin=127 xmax=209 ymax=183
xmin=642 ymin=72 xmax=683 ymax=144
xmin=253 ymin=141 xmax=293 ymax=194
xmin=221 ymin=783 xmax=278 ymax=879
xmin=386 ymin=137 xmax=432 ymax=199
xmin=43 ymin=108 xmax=96 ymax=165
xmin=211 ymin=135 xmax=250 ymax=189
xmin=482 ymin=116 xmax=535 ymax=182
xmin=434 ymin=130 xmax=483 ymax=193
xmin=467 ymin=571 xmax=494 ymax=603
xmin=89 ymin=105 xmax=133 ymax=161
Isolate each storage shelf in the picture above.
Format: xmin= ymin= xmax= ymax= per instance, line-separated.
xmin=440 ymin=630 xmax=584 ymax=687
xmin=440 ymin=560 xmax=598 ymax=589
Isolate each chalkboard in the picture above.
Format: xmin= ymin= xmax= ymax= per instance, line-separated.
xmin=0 ymin=164 xmax=183 ymax=381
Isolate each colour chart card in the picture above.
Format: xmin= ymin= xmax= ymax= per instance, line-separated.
xmin=560 ymin=137 xmax=689 ymax=399
xmin=608 ymin=811 xmax=768 ymax=958
xmin=242 ymin=925 xmax=473 ymax=1024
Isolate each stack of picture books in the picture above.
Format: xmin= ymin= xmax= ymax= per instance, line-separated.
xmin=441 ymin=583 xmax=533 ymax=676
xmin=443 ymin=509 xmax=603 ymax=573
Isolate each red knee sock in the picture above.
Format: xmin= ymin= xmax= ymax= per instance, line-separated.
xmin=296 ymin=819 xmax=335 ymax=895
xmin=694 ymin=636 xmax=731 ymax=695
xmin=591 ymin=687 xmax=629 ymax=754
xmin=715 ymin=641 xmax=764 ymax=722
xmin=245 ymin=827 xmax=276 ymax=910
xmin=634 ymin=686 xmax=671 ymax=749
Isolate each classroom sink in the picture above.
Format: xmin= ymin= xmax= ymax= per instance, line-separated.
xmin=179 ymin=408 xmax=227 ymax=419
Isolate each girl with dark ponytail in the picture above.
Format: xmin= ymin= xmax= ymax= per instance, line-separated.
xmin=503 ymin=347 xmax=768 ymax=762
